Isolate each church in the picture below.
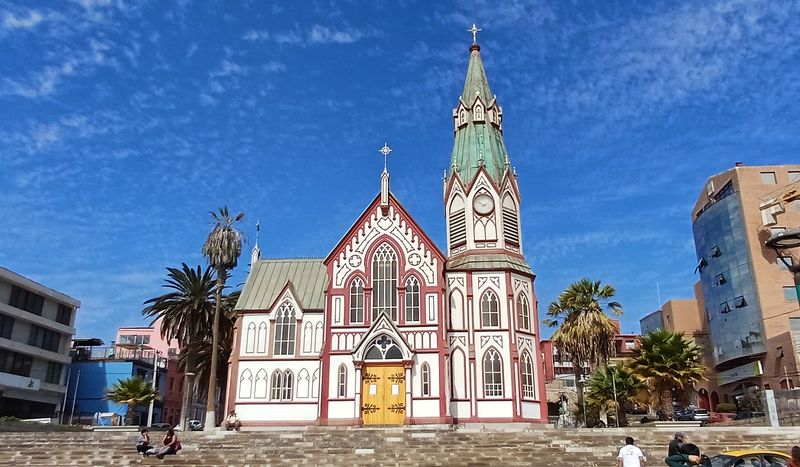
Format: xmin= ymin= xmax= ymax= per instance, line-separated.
xmin=226 ymin=33 xmax=547 ymax=426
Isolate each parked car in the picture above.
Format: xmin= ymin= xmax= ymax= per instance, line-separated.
xmin=149 ymin=422 xmax=173 ymax=431
xmin=734 ymin=410 xmax=765 ymax=420
xmin=188 ymin=419 xmax=203 ymax=431
xmin=708 ymin=449 xmax=788 ymax=467
xmin=676 ymin=408 xmax=710 ymax=422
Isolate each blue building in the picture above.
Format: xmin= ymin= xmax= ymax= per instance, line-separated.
xmin=66 ymin=338 xmax=166 ymax=425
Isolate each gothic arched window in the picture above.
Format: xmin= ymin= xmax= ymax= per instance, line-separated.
xmin=245 ymin=322 xmax=256 ymax=353
xmin=521 ymin=351 xmax=535 ymax=399
xmin=349 ymin=278 xmax=364 ymax=324
xmin=483 ymin=349 xmax=503 ymax=397
xmin=337 ymin=364 xmax=347 ymax=398
xmin=459 ymin=108 xmax=467 ymax=125
xmin=282 ymin=371 xmax=293 ymax=401
xmin=256 ymin=322 xmax=268 ymax=353
xmin=364 ymin=335 xmax=403 ymax=360
xmin=421 ymin=362 xmax=431 ymax=396
xmin=270 ymin=370 xmax=282 ymax=400
xmin=371 ymin=244 xmax=398 ymax=321
xmin=474 ymin=105 xmax=484 ymax=121
xmin=238 ymin=369 xmax=252 ymax=399
xmin=517 ymin=293 xmax=530 ymax=331
xmin=273 ymin=301 xmax=296 ymax=356
xmin=254 ymin=369 xmax=268 ymax=399
xmin=405 ymin=276 xmax=420 ymax=322
xmin=481 ymin=290 xmax=500 ymax=327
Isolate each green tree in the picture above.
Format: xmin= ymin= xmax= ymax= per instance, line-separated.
xmin=142 ymin=263 xmax=215 ymax=429
xmin=201 ymin=207 xmax=244 ymax=429
xmin=628 ymin=330 xmax=705 ymax=420
xmin=106 ymin=376 xmax=159 ymax=426
xmin=543 ymin=278 xmax=622 ymax=419
xmin=586 ymin=364 xmax=641 ymax=427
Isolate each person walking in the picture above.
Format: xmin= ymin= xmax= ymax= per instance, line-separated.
xmin=618 ymin=436 xmax=646 ymax=467
xmin=668 ymin=432 xmax=685 ymax=456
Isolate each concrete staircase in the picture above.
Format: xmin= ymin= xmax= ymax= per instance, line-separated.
xmin=0 ymin=425 xmax=798 ymax=466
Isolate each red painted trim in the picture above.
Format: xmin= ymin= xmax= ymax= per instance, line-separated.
xmin=236 ymin=400 xmax=318 ymax=405
xmin=226 ymin=314 xmax=243 ymax=417
xmin=411 ymin=396 xmax=440 ymax=401
xmin=452 ymin=416 xmax=545 ymax=424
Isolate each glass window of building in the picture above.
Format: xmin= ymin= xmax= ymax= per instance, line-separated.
xmin=0 ymin=314 xmax=13 ymax=339
xmin=56 ymin=304 xmax=72 ymax=325
xmin=8 ymin=286 xmax=44 ymax=315
xmin=789 ymin=171 xmax=800 ymax=182
xmin=784 ymin=286 xmax=798 ymax=302
xmin=761 ymin=171 xmax=777 ymax=184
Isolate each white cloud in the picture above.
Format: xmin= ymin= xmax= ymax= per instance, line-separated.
xmin=187 ymin=42 xmax=198 ymax=57
xmin=209 ymin=59 xmax=245 ymax=79
xmin=308 ymin=24 xmax=363 ymax=44
xmin=2 ymin=9 xmax=45 ymax=30
xmin=242 ymin=29 xmax=269 ymax=42
xmin=199 ymin=92 xmax=218 ymax=106
xmin=262 ymin=61 xmax=286 ymax=73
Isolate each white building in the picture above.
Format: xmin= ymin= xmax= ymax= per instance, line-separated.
xmin=0 ymin=267 xmax=80 ymax=419
xmin=226 ymin=37 xmax=547 ymax=426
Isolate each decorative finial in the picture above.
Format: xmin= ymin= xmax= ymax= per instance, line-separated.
xmin=379 ymin=142 xmax=392 ymax=172
xmin=468 ymin=23 xmax=482 ymax=44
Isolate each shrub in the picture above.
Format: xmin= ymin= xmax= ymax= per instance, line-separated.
xmin=715 ymin=403 xmax=736 ymax=413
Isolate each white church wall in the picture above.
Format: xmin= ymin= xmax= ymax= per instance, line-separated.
xmin=477 ymin=400 xmax=513 ymax=418
xmin=241 ymin=314 xmax=270 ymax=356
xmin=236 ymin=403 xmax=318 ymax=422
xmin=235 ymin=360 xmax=320 ymax=402
xmin=411 ymin=399 xmax=439 ymax=417
xmin=450 ymin=401 xmax=470 ymax=418
xmin=412 ymin=353 xmax=440 ymax=397
xmin=328 ymin=400 xmax=357 ymax=419
xmin=327 ymin=355 xmax=355 ymax=399
xmin=521 ymin=401 xmax=541 ymax=419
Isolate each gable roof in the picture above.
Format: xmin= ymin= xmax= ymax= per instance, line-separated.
xmin=235 ymin=258 xmax=327 ymax=311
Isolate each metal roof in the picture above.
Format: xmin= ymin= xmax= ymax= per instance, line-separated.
xmin=446 ymin=253 xmax=533 ymax=276
xmin=235 ymin=258 xmax=327 ymax=311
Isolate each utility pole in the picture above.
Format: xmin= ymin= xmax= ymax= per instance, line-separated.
xmin=611 ymin=366 xmax=619 ymax=428
xmin=147 ymin=351 xmax=160 ymax=427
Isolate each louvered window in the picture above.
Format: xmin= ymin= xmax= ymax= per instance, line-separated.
xmin=502 ymin=195 xmax=519 ymax=245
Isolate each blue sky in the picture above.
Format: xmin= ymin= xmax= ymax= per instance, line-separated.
xmin=2 ymin=0 xmax=800 ymax=344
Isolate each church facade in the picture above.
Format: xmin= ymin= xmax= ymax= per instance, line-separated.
xmin=226 ymin=38 xmax=547 ymax=426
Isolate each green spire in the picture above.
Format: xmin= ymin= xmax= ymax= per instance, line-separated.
xmin=449 ymin=43 xmax=510 ymax=184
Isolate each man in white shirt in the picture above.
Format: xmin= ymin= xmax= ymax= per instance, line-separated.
xmin=618 ymin=436 xmax=646 ymax=467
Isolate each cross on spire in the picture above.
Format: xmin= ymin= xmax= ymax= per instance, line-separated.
xmin=379 ymin=142 xmax=392 ymax=172
xmin=468 ymin=23 xmax=482 ymax=44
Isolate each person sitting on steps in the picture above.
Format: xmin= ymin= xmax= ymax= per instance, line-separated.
xmin=224 ymin=410 xmax=241 ymax=431
xmin=156 ymin=427 xmax=181 ymax=459
xmin=135 ymin=428 xmax=154 ymax=456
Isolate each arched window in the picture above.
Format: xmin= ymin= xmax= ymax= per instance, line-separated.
xmin=302 ymin=322 xmax=313 ymax=353
xmin=502 ymin=194 xmax=519 ymax=245
xmin=449 ymin=195 xmax=467 ymax=248
xmin=405 ymin=276 xmax=420 ymax=322
xmin=245 ymin=322 xmax=256 ymax=353
xmin=421 ymin=362 xmax=431 ymax=396
xmin=273 ymin=301 xmax=296 ymax=356
xmin=282 ymin=371 xmax=293 ymax=400
xmin=521 ymin=351 xmax=535 ymax=399
xmin=371 ymin=244 xmax=398 ymax=321
xmin=481 ymin=290 xmax=500 ymax=327
xmin=483 ymin=349 xmax=503 ymax=397
xmin=254 ymin=369 xmax=268 ymax=399
xmin=337 ymin=364 xmax=347 ymax=398
xmin=270 ymin=370 xmax=282 ymax=400
xmin=256 ymin=322 xmax=268 ymax=353
xmin=349 ymin=278 xmax=364 ymax=323
xmin=364 ymin=335 xmax=403 ymax=360
xmin=517 ymin=293 xmax=530 ymax=331
xmin=238 ymin=369 xmax=252 ymax=399
xmin=474 ymin=105 xmax=484 ymax=121
xmin=459 ymin=108 xmax=467 ymax=125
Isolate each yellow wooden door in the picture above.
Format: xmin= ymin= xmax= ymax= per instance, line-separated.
xmin=361 ymin=365 xmax=405 ymax=425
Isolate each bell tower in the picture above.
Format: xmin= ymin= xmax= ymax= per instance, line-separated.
xmin=443 ymin=25 xmax=545 ymax=424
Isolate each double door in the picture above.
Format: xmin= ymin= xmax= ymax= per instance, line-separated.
xmin=361 ymin=364 xmax=406 ymax=425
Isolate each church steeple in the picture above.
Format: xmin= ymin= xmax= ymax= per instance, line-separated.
xmin=449 ymin=28 xmax=510 ymax=185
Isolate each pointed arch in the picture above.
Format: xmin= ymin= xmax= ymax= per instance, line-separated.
xmin=516 ymin=292 xmax=530 ymax=331
xmin=474 ymin=103 xmax=484 ymax=121
xmin=349 ymin=277 xmax=365 ymax=324
xmin=459 ymin=108 xmax=467 ymax=126
xmin=314 ymin=321 xmax=323 ymax=353
xmin=274 ymin=301 xmax=297 ymax=356
xmin=311 ymin=368 xmax=320 ymax=398
xmin=449 ymin=289 xmax=465 ymax=330
xmin=254 ymin=368 xmax=268 ymax=399
xmin=483 ymin=348 xmax=503 ymax=397
xmin=270 ymin=370 xmax=283 ymax=400
xmin=297 ymin=368 xmax=310 ymax=398
xmin=449 ymin=195 xmax=467 ymax=248
xmin=421 ymin=362 xmax=431 ymax=397
xmin=337 ymin=364 xmax=347 ymax=398
xmin=480 ymin=290 xmax=500 ymax=327
xmin=256 ymin=321 xmax=268 ymax=353
xmin=245 ymin=322 xmax=256 ymax=354
xmin=404 ymin=276 xmax=421 ymax=322
xmin=238 ymin=369 xmax=253 ymax=399
xmin=282 ymin=370 xmax=294 ymax=401
xmin=302 ymin=321 xmax=313 ymax=353
xmin=371 ymin=243 xmax=398 ymax=321
xmin=502 ymin=193 xmax=519 ymax=245
xmin=450 ymin=348 xmax=467 ymax=399
xmin=520 ymin=351 xmax=535 ymax=399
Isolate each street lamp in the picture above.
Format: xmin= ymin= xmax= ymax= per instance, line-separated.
xmin=765 ymin=228 xmax=800 ymax=302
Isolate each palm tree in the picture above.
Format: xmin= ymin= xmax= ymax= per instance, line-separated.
xmin=142 ymin=263 xmax=215 ymax=429
xmin=628 ymin=330 xmax=705 ymax=420
xmin=543 ymin=278 xmax=622 ymax=419
xmin=586 ymin=364 xmax=641 ymax=427
xmin=201 ymin=207 xmax=244 ymax=429
xmin=106 ymin=376 xmax=159 ymax=426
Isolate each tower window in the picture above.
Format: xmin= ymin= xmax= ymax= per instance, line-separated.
xmin=449 ymin=196 xmax=467 ymax=248
xmin=516 ymin=293 xmax=530 ymax=331
xmin=483 ymin=349 xmax=503 ymax=397
xmin=521 ymin=351 xmax=535 ymax=399
xmin=502 ymin=195 xmax=519 ymax=245
xmin=371 ymin=244 xmax=398 ymax=321
xmin=480 ymin=290 xmax=500 ymax=327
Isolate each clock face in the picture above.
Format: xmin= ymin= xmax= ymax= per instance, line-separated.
xmin=473 ymin=194 xmax=495 ymax=215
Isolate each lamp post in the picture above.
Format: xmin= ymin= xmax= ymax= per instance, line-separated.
xmin=765 ymin=228 xmax=800 ymax=302
xmin=610 ymin=365 xmax=619 ymax=428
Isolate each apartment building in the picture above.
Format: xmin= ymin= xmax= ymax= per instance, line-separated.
xmin=0 ymin=267 xmax=79 ymax=419
xmin=691 ymin=163 xmax=800 ymax=403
